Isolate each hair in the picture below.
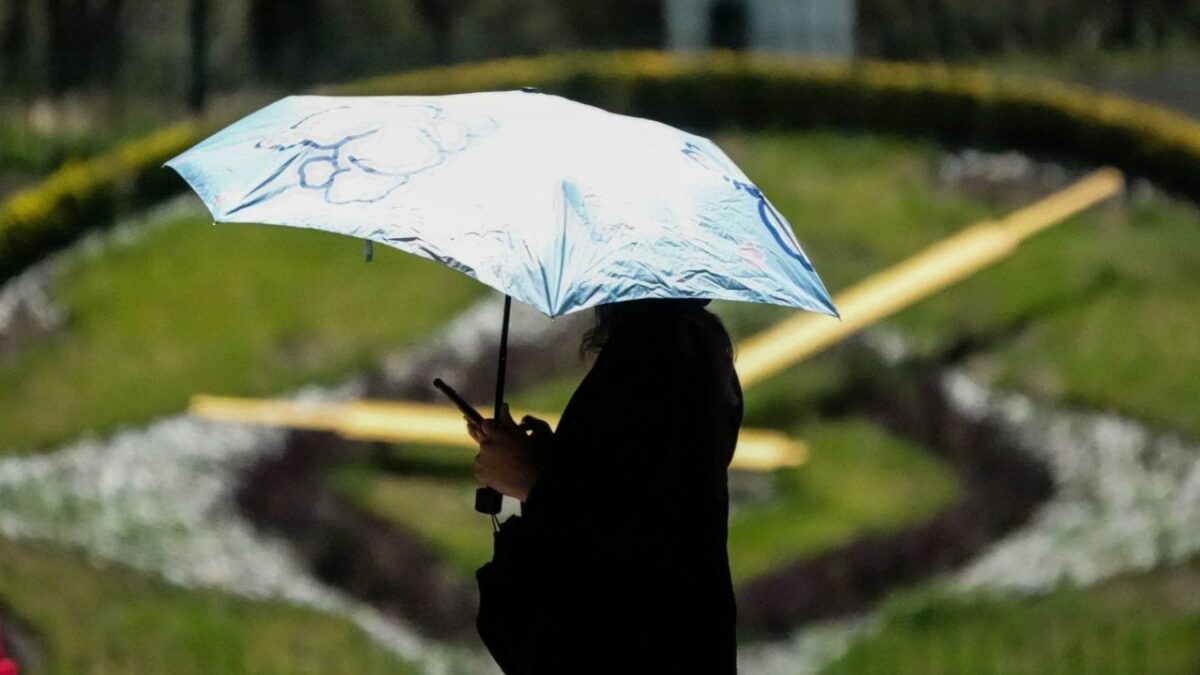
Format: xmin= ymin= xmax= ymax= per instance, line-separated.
xmin=578 ymin=297 xmax=736 ymax=365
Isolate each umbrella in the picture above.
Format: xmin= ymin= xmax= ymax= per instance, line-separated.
xmin=165 ymin=88 xmax=839 ymax=513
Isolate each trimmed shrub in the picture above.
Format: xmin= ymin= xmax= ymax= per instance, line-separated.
xmin=0 ymin=122 xmax=205 ymax=279
xmin=338 ymin=52 xmax=1199 ymax=197
xmin=4 ymin=50 xmax=1199 ymax=282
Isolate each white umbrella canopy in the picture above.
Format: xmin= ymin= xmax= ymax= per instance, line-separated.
xmin=166 ymin=89 xmax=838 ymax=319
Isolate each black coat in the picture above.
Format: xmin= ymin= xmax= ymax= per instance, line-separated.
xmin=476 ymin=306 xmax=743 ymax=674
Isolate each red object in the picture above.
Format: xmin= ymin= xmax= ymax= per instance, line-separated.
xmin=0 ymin=626 xmax=17 ymax=675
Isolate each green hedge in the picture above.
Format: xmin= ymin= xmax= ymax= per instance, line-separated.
xmin=0 ymin=123 xmax=116 ymax=175
xmin=0 ymin=122 xmax=205 ymax=279
xmin=338 ymin=52 xmax=1200 ymax=198
xmin=4 ymin=51 xmax=1199 ymax=282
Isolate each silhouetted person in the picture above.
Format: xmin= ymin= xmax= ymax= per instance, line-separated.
xmin=467 ymin=297 xmax=742 ymax=673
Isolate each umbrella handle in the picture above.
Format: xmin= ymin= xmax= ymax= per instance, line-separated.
xmin=475 ymin=294 xmax=512 ymax=516
xmin=475 ymin=486 xmax=503 ymax=514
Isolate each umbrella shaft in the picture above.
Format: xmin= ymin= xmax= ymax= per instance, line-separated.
xmin=475 ymin=294 xmax=512 ymax=516
xmin=494 ymin=294 xmax=511 ymax=418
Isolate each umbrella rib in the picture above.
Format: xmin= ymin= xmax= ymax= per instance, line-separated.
xmin=225 ymin=183 xmax=294 ymax=218
xmin=240 ymin=152 xmax=300 ymax=200
xmin=552 ymin=182 xmax=571 ymax=315
xmin=538 ymin=264 xmax=554 ymax=317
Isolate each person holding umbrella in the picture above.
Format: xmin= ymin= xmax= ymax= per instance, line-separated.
xmin=166 ymin=87 xmax=837 ymax=673
xmin=468 ymin=296 xmax=741 ymax=673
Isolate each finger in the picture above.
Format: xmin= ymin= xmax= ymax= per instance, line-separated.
xmin=466 ymin=422 xmax=487 ymax=443
xmin=520 ymin=415 xmax=552 ymax=435
xmin=500 ymin=402 xmax=517 ymax=426
xmin=483 ymin=418 xmax=518 ymax=438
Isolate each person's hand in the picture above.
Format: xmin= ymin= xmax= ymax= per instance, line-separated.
xmin=466 ymin=403 xmax=552 ymax=501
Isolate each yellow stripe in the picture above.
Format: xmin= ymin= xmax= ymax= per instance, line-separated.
xmin=190 ymin=395 xmax=806 ymax=471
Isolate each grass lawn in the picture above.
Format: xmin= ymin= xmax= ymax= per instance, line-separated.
xmin=0 ymin=538 xmax=413 ymax=675
xmin=0 ymin=205 xmax=485 ymax=454
xmin=885 ymin=192 xmax=1200 ymax=436
xmin=725 ymin=418 xmax=958 ymax=584
xmin=824 ymin=558 xmax=1200 ymax=675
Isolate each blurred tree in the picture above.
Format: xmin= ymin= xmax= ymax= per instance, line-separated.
xmin=0 ymin=0 xmax=30 ymax=85
xmin=557 ymin=0 xmax=663 ymax=49
xmin=856 ymin=0 xmax=1200 ymax=58
xmin=452 ymin=0 xmax=662 ymax=61
xmin=311 ymin=0 xmax=433 ymax=78
xmin=188 ymin=0 xmax=207 ymax=111
xmin=45 ymin=0 xmax=126 ymax=93
xmin=709 ymin=0 xmax=748 ymax=50
xmin=249 ymin=0 xmax=320 ymax=84
xmin=1 ymin=0 xmax=1197 ymax=106
xmin=412 ymin=0 xmax=459 ymax=63
xmin=1110 ymin=0 xmax=1180 ymax=47
xmin=454 ymin=0 xmax=566 ymax=60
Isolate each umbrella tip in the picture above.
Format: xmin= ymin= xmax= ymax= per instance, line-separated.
xmin=363 ymin=239 xmax=374 ymax=263
xmin=520 ymin=86 xmax=542 ymax=94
